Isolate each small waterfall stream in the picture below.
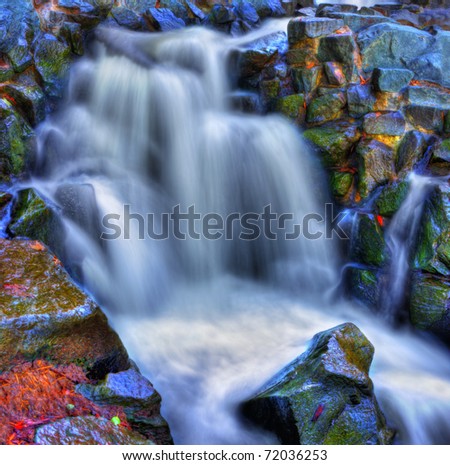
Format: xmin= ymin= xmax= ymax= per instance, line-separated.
xmin=30 ymin=22 xmax=450 ymax=445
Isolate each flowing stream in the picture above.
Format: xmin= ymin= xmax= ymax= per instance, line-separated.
xmin=30 ymin=21 xmax=450 ymax=445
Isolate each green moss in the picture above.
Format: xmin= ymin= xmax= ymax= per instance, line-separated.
xmin=352 ymin=214 xmax=386 ymax=267
xmin=376 ymin=181 xmax=408 ymax=217
xmin=275 ymin=94 xmax=305 ymax=121
xmin=330 ymin=171 xmax=353 ymax=197
xmin=306 ymin=92 xmax=346 ymax=124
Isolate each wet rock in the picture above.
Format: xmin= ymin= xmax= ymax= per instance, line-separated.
xmin=35 ymin=416 xmax=154 ymax=445
xmin=352 ymin=214 xmax=386 ymax=267
xmin=405 ymin=105 xmax=445 ymax=133
xmin=372 ymin=68 xmax=414 ymax=93
xmin=34 ymin=35 xmax=73 ymax=99
xmin=121 ymin=0 xmax=154 ymax=13
xmin=247 ymin=0 xmax=285 ymax=19
xmin=242 ymin=323 xmax=393 ymax=445
xmin=0 ymin=99 xmax=33 ymax=182
xmin=322 ymin=13 xmax=394 ymax=33
xmin=330 ymin=171 xmax=353 ymax=198
xmin=208 ymin=5 xmax=237 ymax=26
xmin=376 ymin=181 xmax=409 ymax=218
xmin=233 ymin=0 xmax=259 ymax=25
xmin=275 ymin=94 xmax=305 ymax=124
xmin=306 ymin=92 xmax=346 ymax=124
xmin=0 ymin=238 xmax=130 ymax=378
xmin=229 ymin=91 xmax=261 ymax=113
xmin=396 ymin=130 xmax=428 ymax=174
xmin=259 ymin=79 xmax=281 ymax=107
xmin=410 ymin=274 xmax=450 ymax=339
xmin=8 ymin=189 xmax=59 ymax=245
xmin=303 ymin=122 xmax=361 ymax=168
xmin=357 ymin=23 xmax=433 ymax=75
xmin=291 ymin=66 xmax=322 ymax=94
xmin=409 ymin=52 xmax=443 ymax=84
xmin=110 ymin=6 xmax=143 ymax=30
xmin=288 ymin=17 xmax=344 ymax=44
xmin=363 ymin=112 xmax=406 ymax=137
xmin=316 ymin=4 xmax=358 ymax=16
xmin=406 ymin=86 xmax=450 ymax=108
xmin=348 ymin=266 xmax=381 ymax=308
xmin=286 ymin=48 xmax=318 ymax=67
xmin=430 ymin=139 xmax=450 ymax=175
xmin=143 ymin=8 xmax=185 ymax=32
xmin=234 ymin=32 xmax=286 ymax=79
xmin=436 ymin=31 xmax=450 ymax=87
xmin=347 ymin=85 xmax=376 ymax=118
xmin=324 ymin=62 xmax=346 ymax=86
xmin=77 ymin=369 xmax=172 ymax=444
xmin=390 ymin=9 xmax=420 ymax=27
xmin=357 ymin=138 xmax=395 ymax=198
xmin=58 ymin=22 xmax=85 ymax=56
xmin=318 ymin=32 xmax=357 ymax=64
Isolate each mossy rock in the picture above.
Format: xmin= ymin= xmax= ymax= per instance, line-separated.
xmin=275 ymin=94 xmax=305 ymax=123
xmin=410 ymin=273 xmax=450 ymax=339
xmin=306 ymin=92 xmax=346 ymax=124
xmin=376 ymin=181 xmax=409 ymax=217
xmin=348 ymin=266 xmax=381 ymax=308
xmin=303 ymin=122 xmax=361 ymax=168
xmin=330 ymin=171 xmax=353 ymax=197
xmin=429 ymin=139 xmax=450 ymax=176
xmin=0 ymin=238 xmax=130 ymax=378
xmin=351 ymin=214 xmax=386 ymax=267
xmin=242 ymin=323 xmax=393 ymax=444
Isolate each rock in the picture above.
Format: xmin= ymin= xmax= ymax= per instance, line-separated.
xmin=376 ymin=181 xmax=409 ymax=218
xmin=324 ymin=62 xmax=346 ymax=86
xmin=363 ymin=112 xmax=406 ymax=137
xmin=77 ymin=369 xmax=172 ymax=444
xmin=234 ymin=32 xmax=287 ymax=78
xmin=405 ymin=105 xmax=445 ymax=132
xmin=34 ymin=35 xmax=73 ymax=99
xmin=288 ymin=17 xmax=344 ymax=44
xmin=396 ymin=130 xmax=428 ymax=174
xmin=322 ymin=13 xmax=394 ymax=33
xmin=35 ymin=416 xmax=154 ymax=445
xmin=242 ymin=323 xmax=393 ymax=445
xmin=316 ymin=4 xmax=358 ymax=16
xmin=348 ymin=266 xmax=381 ymax=308
xmin=8 ymin=189 xmax=59 ymax=245
xmin=122 ymin=0 xmax=154 ymax=14
xmin=286 ymin=48 xmax=318 ymax=67
xmin=110 ymin=6 xmax=143 ymax=30
xmin=247 ymin=0 xmax=285 ymax=19
xmin=409 ymin=52 xmax=443 ymax=84
xmin=158 ymin=0 xmax=190 ymax=23
xmin=357 ymin=23 xmax=434 ymax=75
xmin=275 ymin=94 xmax=305 ymax=124
xmin=229 ymin=91 xmax=261 ymax=113
xmin=351 ymin=214 xmax=386 ymax=267
xmin=357 ymin=138 xmax=395 ymax=198
xmin=390 ymin=9 xmax=420 ymax=27
xmin=291 ymin=66 xmax=322 ymax=94
xmin=330 ymin=171 xmax=353 ymax=197
xmin=0 ymin=238 xmax=130 ymax=378
xmin=0 ymin=99 xmax=33 ymax=182
xmin=306 ymin=92 xmax=346 ymax=124
xmin=58 ymin=22 xmax=85 ymax=56
xmin=318 ymin=32 xmax=357 ymax=64
xmin=406 ymin=86 xmax=450 ymax=108
xmin=143 ymin=8 xmax=185 ymax=32
xmin=208 ymin=5 xmax=237 ymax=26
xmin=430 ymin=139 xmax=450 ymax=175
xmin=0 ymin=79 xmax=46 ymax=126
xmin=303 ymin=122 xmax=361 ymax=167
xmin=56 ymin=0 xmax=103 ymax=15
xmin=233 ymin=0 xmax=259 ymax=25
xmin=410 ymin=274 xmax=450 ymax=339
xmin=372 ymin=68 xmax=414 ymax=93
xmin=436 ymin=31 xmax=450 ymax=87
xmin=347 ymin=85 xmax=376 ymax=118
xmin=259 ymin=79 xmax=281 ymax=107
xmin=414 ymin=183 xmax=450 ymax=277
xmin=184 ymin=0 xmax=206 ymax=22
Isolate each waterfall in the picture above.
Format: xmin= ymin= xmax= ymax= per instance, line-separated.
xmin=31 ymin=23 xmax=450 ymax=445
xmin=381 ymin=175 xmax=435 ymax=322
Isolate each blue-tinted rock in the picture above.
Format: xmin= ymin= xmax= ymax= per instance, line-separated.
xmin=318 ymin=32 xmax=356 ymax=64
xmin=110 ymin=6 xmax=143 ymax=30
xmin=59 ymin=22 xmax=85 ymax=55
xmin=347 ymin=85 xmax=376 ymax=118
xmin=436 ymin=31 xmax=450 ymax=87
xmin=288 ymin=17 xmax=344 ymax=44
xmin=34 ymin=34 xmax=73 ymax=99
xmin=396 ymin=130 xmax=427 ymax=174
xmin=372 ymin=68 xmax=414 ymax=93
xmin=122 ymin=0 xmax=154 ymax=13
xmin=323 ymin=13 xmax=394 ymax=33
xmin=363 ymin=112 xmax=406 ymax=137
xmin=348 ymin=266 xmax=381 ymax=308
xmin=247 ymin=0 xmax=285 ymax=19
xmin=406 ymin=86 xmax=450 ymax=108
xmin=292 ymin=66 xmax=322 ymax=94
xmin=242 ymin=323 xmax=393 ymax=445
xmin=405 ymin=105 xmax=445 ymax=132
xmin=233 ymin=0 xmax=259 ymax=24
xmin=324 ymin=62 xmax=346 ymax=86
xmin=143 ymin=8 xmax=185 ymax=31
xmin=357 ymin=23 xmax=433 ymax=73
xmin=208 ymin=5 xmax=237 ymax=25
xmin=409 ymin=52 xmax=443 ymax=84
xmin=306 ymin=92 xmax=346 ymax=124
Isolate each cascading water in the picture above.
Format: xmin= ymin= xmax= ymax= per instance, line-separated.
xmin=30 ymin=22 xmax=450 ymax=445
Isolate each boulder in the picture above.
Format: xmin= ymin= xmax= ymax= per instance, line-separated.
xmin=430 ymin=139 xmax=450 ymax=175
xmin=323 ymin=62 xmax=346 ymax=86
xmin=246 ymin=0 xmax=285 ymax=19
xmin=351 ymin=213 xmax=386 ymax=267
xmin=405 ymin=105 xmax=445 ymax=133
xmin=208 ymin=5 xmax=237 ymax=26
xmin=233 ymin=0 xmax=259 ymax=25
xmin=303 ymin=122 xmax=361 ymax=168
xmin=318 ymin=32 xmax=357 ymax=64
xmin=321 ymin=13 xmax=394 ymax=33
xmin=410 ymin=274 xmax=450 ymax=339
xmin=242 ymin=323 xmax=393 ymax=445
xmin=143 ymin=8 xmax=185 ymax=32
xmin=288 ymin=17 xmax=344 ymax=44
xmin=110 ymin=6 xmax=144 ymax=30
xmin=306 ymin=91 xmax=346 ymax=124
xmin=356 ymin=138 xmax=395 ymax=198
xmin=363 ymin=112 xmax=406 ymax=137
xmin=77 ymin=369 xmax=172 ymax=444
xmin=376 ymin=181 xmax=409 ymax=218
xmin=348 ymin=266 xmax=381 ymax=308
xmin=34 ymin=34 xmax=73 ymax=99
xmin=372 ymin=68 xmax=414 ymax=93
xmin=396 ymin=130 xmax=428 ymax=174
xmin=291 ymin=66 xmax=322 ymax=94
xmin=347 ymin=85 xmax=376 ymax=118
xmin=329 ymin=171 xmax=353 ymax=198
xmin=35 ymin=416 xmax=154 ymax=445
xmin=0 ymin=238 xmax=130 ymax=378
xmin=275 ymin=94 xmax=305 ymax=124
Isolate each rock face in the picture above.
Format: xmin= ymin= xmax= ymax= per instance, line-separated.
xmin=242 ymin=323 xmax=393 ymax=445
xmin=0 ymin=238 xmax=129 ymax=378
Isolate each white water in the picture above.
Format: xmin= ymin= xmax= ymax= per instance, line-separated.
xmin=32 ymin=23 xmax=450 ymax=445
